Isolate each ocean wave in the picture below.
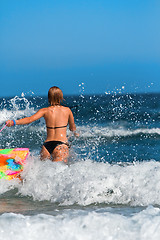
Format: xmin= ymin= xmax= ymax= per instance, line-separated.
xmin=1 ymin=122 xmax=160 ymax=142
xmin=0 ymin=206 xmax=160 ymax=240
xmin=1 ymin=156 xmax=160 ymax=206
xmin=79 ymin=126 xmax=160 ymax=139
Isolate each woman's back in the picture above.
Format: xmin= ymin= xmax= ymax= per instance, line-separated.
xmin=44 ymin=106 xmax=73 ymax=142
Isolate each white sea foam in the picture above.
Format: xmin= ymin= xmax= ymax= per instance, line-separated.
xmin=0 ymin=96 xmax=36 ymax=125
xmin=0 ymin=178 xmax=19 ymax=195
xmin=0 ymin=156 xmax=158 ymax=206
xmin=0 ymin=206 xmax=160 ymax=240
xmin=79 ymin=125 xmax=160 ymax=139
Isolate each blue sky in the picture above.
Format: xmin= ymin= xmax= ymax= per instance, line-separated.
xmin=0 ymin=0 xmax=160 ymax=97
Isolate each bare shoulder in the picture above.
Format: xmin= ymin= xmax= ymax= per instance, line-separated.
xmin=61 ymin=106 xmax=71 ymax=112
xmin=60 ymin=106 xmax=73 ymax=117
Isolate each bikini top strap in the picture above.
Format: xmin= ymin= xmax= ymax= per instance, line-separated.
xmin=46 ymin=124 xmax=68 ymax=129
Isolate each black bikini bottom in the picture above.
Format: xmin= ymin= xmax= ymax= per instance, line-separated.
xmin=43 ymin=141 xmax=69 ymax=154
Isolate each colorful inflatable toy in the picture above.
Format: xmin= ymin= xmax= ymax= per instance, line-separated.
xmin=0 ymin=148 xmax=29 ymax=180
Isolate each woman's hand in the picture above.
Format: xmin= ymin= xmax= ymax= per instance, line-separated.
xmin=74 ymin=131 xmax=79 ymax=137
xmin=5 ymin=120 xmax=14 ymax=127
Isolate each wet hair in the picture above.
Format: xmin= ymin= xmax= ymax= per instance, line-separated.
xmin=48 ymin=86 xmax=63 ymax=106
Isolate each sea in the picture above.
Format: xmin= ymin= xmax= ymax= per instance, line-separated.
xmin=0 ymin=92 xmax=160 ymax=240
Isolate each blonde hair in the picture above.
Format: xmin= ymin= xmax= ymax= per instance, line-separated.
xmin=48 ymin=86 xmax=63 ymax=106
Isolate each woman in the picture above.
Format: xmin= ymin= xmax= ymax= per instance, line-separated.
xmin=6 ymin=86 xmax=78 ymax=163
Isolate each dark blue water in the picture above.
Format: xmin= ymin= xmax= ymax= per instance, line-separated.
xmin=1 ymin=93 xmax=160 ymax=163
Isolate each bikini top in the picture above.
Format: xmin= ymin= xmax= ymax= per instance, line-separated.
xmin=46 ymin=124 xmax=68 ymax=129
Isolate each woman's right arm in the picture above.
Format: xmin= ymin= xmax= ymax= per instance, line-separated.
xmin=6 ymin=108 xmax=46 ymax=127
